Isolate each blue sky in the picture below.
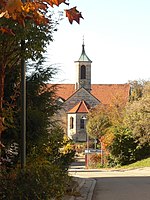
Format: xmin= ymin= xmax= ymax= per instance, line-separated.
xmin=47 ymin=0 xmax=150 ymax=84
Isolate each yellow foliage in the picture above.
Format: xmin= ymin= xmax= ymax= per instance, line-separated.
xmin=60 ymin=135 xmax=74 ymax=154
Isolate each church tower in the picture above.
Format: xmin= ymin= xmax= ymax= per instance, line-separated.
xmin=75 ymin=40 xmax=92 ymax=92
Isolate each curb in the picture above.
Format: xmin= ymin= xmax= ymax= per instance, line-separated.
xmin=67 ymin=178 xmax=85 ymax=200
xmin=87 ymin=179 xmax=96 ymax=200
xmin=67 ymin=178 xmax=96 ymax=200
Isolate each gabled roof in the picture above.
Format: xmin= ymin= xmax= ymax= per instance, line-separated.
xmin=91 ymin=84 xmax=130 ymax=104
xmin=47 ymin=84 xmax=75 ymax=100
xmin=64 ymin=86 xmax=100 ymax=104
xmin=47 ymin=83 xmax=130 ymax=105
xmin=68 ymin=100 xmax=90 ymax=113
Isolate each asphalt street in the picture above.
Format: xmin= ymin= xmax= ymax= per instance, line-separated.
xmin=68 ymin=155 xmax=150 ymax=200
xmin=92 ymin=176 xmax=150 ymax=200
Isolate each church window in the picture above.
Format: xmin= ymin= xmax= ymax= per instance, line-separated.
xmin=81 ymin=65 xmax=86 ymax=79
xmin=70 ymin=117 xmax=74 ymax=129
xmin=80 ymin=118 xmax=85 ymax=129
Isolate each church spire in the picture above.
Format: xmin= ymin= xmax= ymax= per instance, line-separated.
xmin=78 ymin=38 xmax=92 ymax=63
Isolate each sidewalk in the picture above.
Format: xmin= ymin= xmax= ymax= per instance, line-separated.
xmin=63 ymin=154 xmax=96 ymax=200
xmin=64 ymin=177 xmax=96 ymax=200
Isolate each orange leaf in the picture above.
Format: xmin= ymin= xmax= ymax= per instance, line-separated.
xmin=45 ymin=0 xmax=69 ymax=7
xmin=65 ymin=7 xmax=83 ymax=24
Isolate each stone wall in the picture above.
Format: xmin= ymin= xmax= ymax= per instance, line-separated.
xmin=63 ymin=87 xmax=100 ymax=112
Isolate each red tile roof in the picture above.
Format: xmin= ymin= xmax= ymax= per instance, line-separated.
xmin=48 ymin=84 xmax=75 ymax=100
xmin=91 ymin=84 xmax=130 ymax=104
xmin=47 ymin=83 xmax=130 ymax=105
xmin=68 ymin=101 xmax=90 ymax=113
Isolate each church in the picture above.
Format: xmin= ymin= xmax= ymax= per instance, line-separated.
xmin=49 ymin=41 xmax=130 ymax=142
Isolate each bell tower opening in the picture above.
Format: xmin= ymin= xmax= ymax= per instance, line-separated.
xmin=81 ymin=65 xmax=86 ymax=79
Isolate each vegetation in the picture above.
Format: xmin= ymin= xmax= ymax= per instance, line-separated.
xmin=0 ymin=0 xmax=83 ymax=140
xmin=121 ymin=157 xmax=150 ymax=169
xmin=1 ymin=60 xmax=75 ymax=199
xmin=124 ymin=81 xmax=150 ymax=145
xmin=1 ymin=146 xmax=72 ymax=200
xmin=86 ymin=80 xmax=150 ymax=167
xmin=0 ymin=1 xmax=81 ymax=198
xmin=0 ymin=1 xmax=83 ymax=34
xmin=86 ymin=104 xmax=111 ymax=140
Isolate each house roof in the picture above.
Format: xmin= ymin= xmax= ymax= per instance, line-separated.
xmin=64 ymin=86 xmax=100 ymax=104
xmin=49 ymin=84 xmax=75 ymax=100
xmin=91 ymin=84 xmax=130 ymax=104
xmin=47 ymin=83 xmax=130 ymax=105
xmin=68 ymin=100 xmax=90 ymax=113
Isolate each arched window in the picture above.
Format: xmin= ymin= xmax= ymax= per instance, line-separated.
xmin=80 ymin=118 xmax=85 ymax=129
xmin=70 ymin=117 xmax=74 ymax=129
xmin=81 ymin=65 xmax=86 ymax=79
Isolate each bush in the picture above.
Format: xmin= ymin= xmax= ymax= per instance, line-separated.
xmin=1 ymin=160 xmax=71 ymax=200
xmin=1 ymin=126 xmax=76 ymax=200
xmin=108 ymin=127 xmax=150 ymax=166
xmin=109 ymin=128 xmax=138 ymax=166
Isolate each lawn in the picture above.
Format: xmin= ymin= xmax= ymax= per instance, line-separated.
xmin=121 ymin=157 xmax=150 ymax=169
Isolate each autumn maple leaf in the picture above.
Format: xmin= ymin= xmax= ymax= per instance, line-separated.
xmin=65 ymin=7 xmax=83 ymax=24
xmin=45 ymin=0 xmax=69 ymax=7
xmin=0 ymin=0 xmax=84 ymax=35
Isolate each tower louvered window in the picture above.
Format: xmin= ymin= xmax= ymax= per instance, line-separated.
xmin=81 ymin=65 xmax=86 ymax=79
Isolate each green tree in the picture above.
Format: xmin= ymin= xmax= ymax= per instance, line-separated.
xmin=86 ymin=104 xmax=111 ymax=140
xmin=86 ymin=94 xmax=127 ymax=141
xmin=2 ymin=59 xmax=58 ymax=148
xmin=109 ymin=126 xmax=139 ymax=166
xmin=0 ymin=15 xmax=56 ymax=136
xmin=129 ymin=80 xmax=145 ymax=102
xmin=124 ymin=81 xmax=150 ymax=145
xmin=1 ymin=61 xmax=75 ymax=198
xmin=26 ymin=60 xmax=59 ymax=152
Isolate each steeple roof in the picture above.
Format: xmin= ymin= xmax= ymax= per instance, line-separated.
xmin=77 ymin=40 xmax=92 ymax=63
xmin=68 ymin=100 xmax=90 ymax=113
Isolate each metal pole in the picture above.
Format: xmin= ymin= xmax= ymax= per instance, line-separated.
xmin=101 ymin=141 xmax=103 ymax=166
xmin=21 ymin=39 xmax=26 ymax=169
xmin=21 ymin=0 xmax=26 ymax=169
xmin=86 ymin=131 xmax=89 ymax=169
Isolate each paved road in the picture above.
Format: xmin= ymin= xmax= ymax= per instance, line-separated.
xmin=69 ymin=155 xmax=150 ymax=200
xmin=92 ymin=176 xmax=150 ymax=200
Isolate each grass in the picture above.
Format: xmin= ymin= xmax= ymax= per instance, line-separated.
xmin=121 ymin=157 xmax=150 ymax=169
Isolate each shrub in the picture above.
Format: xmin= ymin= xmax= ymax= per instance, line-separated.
xmin=1 ymin=160 xmax=71 ymax=200
xmin=108 ymin=127 xmax=137 ymax=165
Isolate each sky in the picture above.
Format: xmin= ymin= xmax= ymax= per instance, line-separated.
xmin=46 ymin=0 xmax=150 ymax=84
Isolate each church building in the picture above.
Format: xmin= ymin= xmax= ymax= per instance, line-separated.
xmin=49 ymin=41 xmax=130 ymax=142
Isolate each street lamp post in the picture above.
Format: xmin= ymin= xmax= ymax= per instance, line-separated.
xmin=82 ymin=115 xmax=89 ymax=168
xmin=86 ymin=129 xmax=89 ymax=169
xmin=21 ymin=39 xmax=26 ymax=169
xmin=21 ymin=0 xmax=26 ymax=169
xmin=100 ymin=140 xmax=103 ymax=166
